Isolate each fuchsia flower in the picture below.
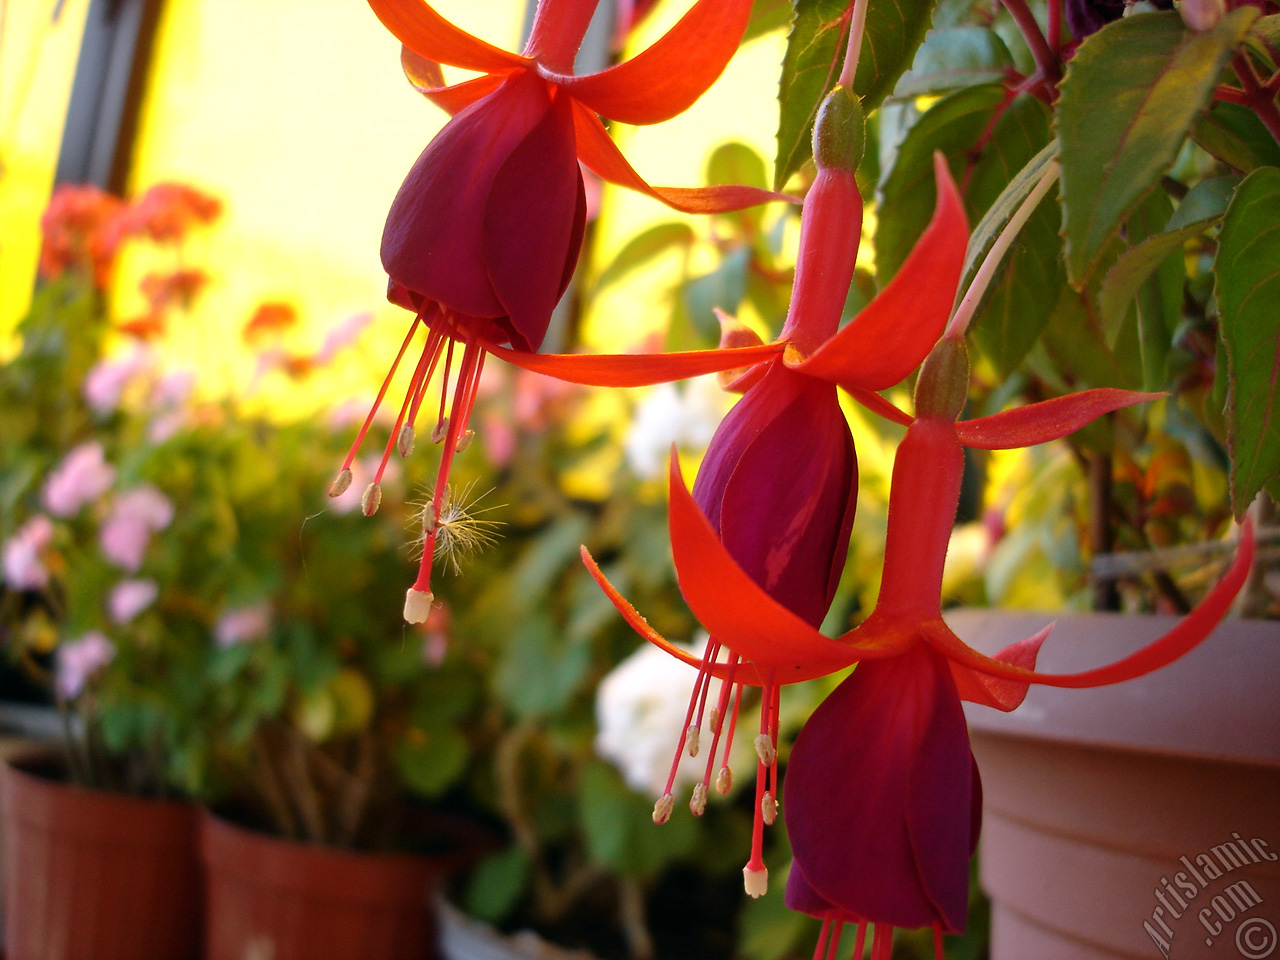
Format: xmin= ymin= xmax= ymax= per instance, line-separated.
xmin=3 ymin=516 xmax=55 ymax=591
xmin=583 ymin=89 xmax=1257 ymax=956
xmin=108 ymin=578 xmax=159 ymax=624
xmin=56 ymin=632 xmax=115 ymax=700
xmin=337 ymin=0 xmax=789 ymax=620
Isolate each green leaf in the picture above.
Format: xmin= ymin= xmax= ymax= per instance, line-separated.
xmin=746 ymin=0 xmax=794 ymax=41
xmin=592 ymin=222 xmax=694 ymax=296
xmin=774 ymin=0 xmax=936 ymax=188
xmin=875 ymin=84 xmax=1008 ymax=284
xmin=1192 ymin=101 xmax=1280 ymax=174
xmin=775 ymin=0 xmax=850 ymax=189
xmin=1058 ymin=8 xmax=1258 ymax=286
xmin=1098 ymin=178 xmax=1236 ymax=385
xmin=1214 ymin=165 xmax=1280 ymax=515
xmin=577 ymin=761 xmax=698 ymax=877
xmin=895 ymin=26 xmax=1014 ymax=98
xmin=395 ymin=728 xmax=468 ymax=796
xmin=465 ymin=846 xmax=530 ymax=922
xmin=962 ymin=96 xmax=1061 ymax=377
xmin=493 ymin=614 xmax=591 ymax=719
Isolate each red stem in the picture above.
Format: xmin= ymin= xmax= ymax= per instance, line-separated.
xmin=524 ymin=0 xmax=599 ymax=72
xmin=1047 ymin=0 xmax=1061 ymax=52
xmin=1233 ymin=52 xmax=1280 ymax=146
xmin=999 ymin=0 xmax=1061 ymax=94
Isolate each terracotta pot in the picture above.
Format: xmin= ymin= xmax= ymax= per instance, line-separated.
xmin=200 ymin=811 xmax=449 ymax=960
xmin=950 ymin=610 xmax=1280 ymax=960
xmin=0 ymin=754 xmax=202 ymax=960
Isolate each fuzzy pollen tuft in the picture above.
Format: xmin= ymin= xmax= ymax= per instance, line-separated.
xmin=686 ymin=724 xmax=701 ymax=758
xmin=690 ymin=782 xmax=708 ymax=816
xmin=652 ymin=793 xmax=675 ymax=825
xmin=397 ymin=424 xmax=416 ymax=458
xmin=361 ymin=483 xmax=382 ymax=516
xmin=716 ymin=766 xmax=733 ymax=795
xmin=431 ymin=418 xmax=451 ymax=444
xmin=328 ymin=468 xmax=353 ymax=498
xmin=403 ymin=587 xmax=434 ymax=624
xmin=761 ymin=791 xmax=778 ymax=825
xmin=743 ymin=864 xmax=768 ymax=899
xmin=754 ymin=733 xmax=777 ymax=767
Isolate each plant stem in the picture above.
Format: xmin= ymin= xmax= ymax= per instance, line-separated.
xmin=1233 ymin=52 xmax=1280 ymax=145
xmin=1089 ymin=448 xmax=1121 ymax=612
xmin=999 ymin=0 xmax=1060 ymax=92
xmin=946 ymin=159 xmax=1060 ymax=339
xmin=839 ymin=0 xmax=871 ymax=88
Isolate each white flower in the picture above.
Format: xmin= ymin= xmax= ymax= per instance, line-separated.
xmin=624 ymin=378 xmax=730 ymax=479
xmin=595 ymin=641 xmax=705 ymax=796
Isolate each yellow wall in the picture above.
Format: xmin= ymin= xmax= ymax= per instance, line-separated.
xmin=0 ymin=0 xmax=91 ymax=340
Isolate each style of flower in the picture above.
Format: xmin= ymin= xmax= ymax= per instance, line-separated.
xmin=99 ymin=486 xmax=174 ymax=573
xmin=3 ymin=516 xmax=55 ymax=591
xmin=56 ymin=631 xmax=116 ymax=700
xmin=42 ymin=442 xmax=116 ymax=517
xmin=337 ymin=0 xmax=789 ymax=621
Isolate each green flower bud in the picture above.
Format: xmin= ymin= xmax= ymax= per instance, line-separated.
xmin=914 ymin=338 xmax=970 ymax=421
xmin=813 ymin=86 xmax=866 ymax=173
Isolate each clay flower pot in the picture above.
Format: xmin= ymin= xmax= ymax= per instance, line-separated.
xmin=951 ymin=610 xmax=1280 ymax=960
xmin=200 ymin=811 xmax=454 ymax=960
xmin=0 ymin=754 xmax=202 ymax=960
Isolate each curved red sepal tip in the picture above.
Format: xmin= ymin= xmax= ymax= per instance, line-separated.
xmin=401 ymin=48 xmax=506 ymax=114
xmin=667 ymin=451 xmax=900 ymax=679
xmin=945 ymin=622 xmax=1049 ymax=711
xmin=930 ymin=518 xmax=1256 ymax=688
xmin=367 ymin=0 xmax=529 ymax=74
xmin=956 ymin=389 xmax=1166 ymax=450
xmin=480 ymin=337 xmax=785 ymax=387
xmin=548 ymin=0 xmax=753 ymax=125
xmin=791 ymin=153 xmax=968 ymax=392
xmin=571 ymin=105 xmax=794 ymax=213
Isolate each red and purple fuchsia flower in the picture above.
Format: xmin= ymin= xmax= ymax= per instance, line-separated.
xmin=331 ymin=0 xmax=787 ymax=622
xmin=585 ymin=86 xmax=1257 ymax=958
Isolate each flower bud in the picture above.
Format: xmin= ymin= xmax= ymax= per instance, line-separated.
xmin=1179 ymin=0 xmax=1223 ymax=30
xmin=913 ymin=337 xmax=969 ymax=421
xmin=813 ymin=86 xmax=866 ymax=174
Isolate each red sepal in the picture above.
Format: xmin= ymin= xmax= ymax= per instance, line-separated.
xmin=400 ymin=48 xmax=507 ymax=114
xmin=367 ymin=0 xmax=529 ymax=73
xmin=546 ymin=0 xmax=753 ymax=125
xmin=956 ymin=389 xmax=1164 ymax=450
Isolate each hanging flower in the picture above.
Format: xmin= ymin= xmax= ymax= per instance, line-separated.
xmin=338 ymin=0 xmax=790 ymax=621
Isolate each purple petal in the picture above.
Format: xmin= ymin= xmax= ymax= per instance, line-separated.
xmin=482 ymin=88 xmax=585 ymax=351
xmin=381 ymin=71 xmax=552 ymax=322
xmin=784 ymin=643 xmax=975 ymax=932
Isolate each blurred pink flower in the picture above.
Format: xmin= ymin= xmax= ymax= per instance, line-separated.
xmin=57 ymin=631 xmax=115 ymax=699
xmin=419 ymin=601 xmax=450 ymax=667
xmin=83 ymin=348 xmax=154 ymax=414
xmin=42 ymin=442 xmax=116 ymax=516
xmin=315 ymin=312 xmax=374 ymax=364
xmin=330 ymin=456 xmax=400 ymax=515
xmin=3 ymin=516 xmax=55 ymax=590
xmin=109 ymin=578 xmax=159 ymax=624
xmin=99 ymin=486 xmax=173 ymax=572
xmin=215 ymin=605 xmax=270 ymax=647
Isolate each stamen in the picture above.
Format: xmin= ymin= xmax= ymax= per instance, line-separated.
xmin=403 ymin=587 xmax=433 ymax=624
xmin=812 ymin=918 xmax=832 ymax=960
xmin=454 ymin=428 xmax=475 ymax=453
xmin=336 ymin=315 xmax=421 ymax=475
xmin=397 ymin=424 xmax=416 ymax=458
xmin=852 ymin=922 xmax=867 ymax=959
xmin=823 ymin=919 xmax=843 ymax=960
xmin=328 ymin=468 xmax=353 ymax=498
xmin=754 ymin=733 xmax=777 ymax=767
xmin=715 ymin=766 xmax=732 ymax=794
xmin=652 ymin=793 xmax=675 ymax=824
xmin=932 ymin=924 xmax=944 ymax=960
xmin=686 ymin=724 xmax=700 ymax=758
xmin=709 ymin=706 xmax=722 ymax=735
xmin=431 ymin=417 xmax=451 ymax=444
xmin=871 ymin=925 xmax=890 ymax=960
xmin=689 ymin=783 xmax=707 ymax=816
xmin=761 ymin=791 xmax=777 ymax=825
xmin=361 ymin=483 xmax=382 ymax=516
